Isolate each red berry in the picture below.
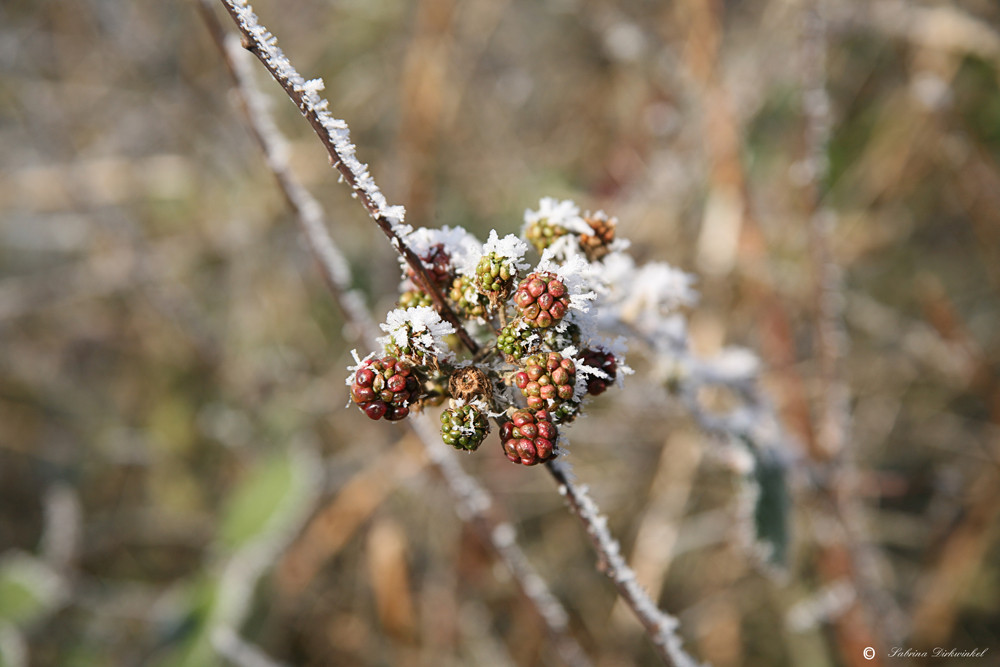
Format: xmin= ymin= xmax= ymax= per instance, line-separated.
xmin=500 ymin=409 xmax=558 ymax=465
xmin=364 ymin=402 xmax=387 ymax=420
xmin=512 ymin=272 xmax=571 ymax=328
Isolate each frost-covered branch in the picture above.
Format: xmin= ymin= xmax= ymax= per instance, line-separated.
xmin=547 ymin=461 xmax=703 ymax=667
xmin=409 ymin=415 xmax=592 ymax=667
xmin=215 ymin=0 xmax=479 ymax=355
xmin=197 ymin=0 xmax=379 ymax=343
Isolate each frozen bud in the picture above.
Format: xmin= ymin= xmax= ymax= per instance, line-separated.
xmin=579 ymin=348 xmax=617 ymax=395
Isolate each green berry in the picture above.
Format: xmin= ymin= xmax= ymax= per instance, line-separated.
xmin=440 ymin=404 xmax=490 ymax=452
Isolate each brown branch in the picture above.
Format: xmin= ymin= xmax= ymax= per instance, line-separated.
xmin=214 ymin=0 xmax=479 ymax=355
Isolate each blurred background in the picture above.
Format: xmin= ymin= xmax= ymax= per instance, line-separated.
xmin=2 ymin=0 xmax=1000 ymax=665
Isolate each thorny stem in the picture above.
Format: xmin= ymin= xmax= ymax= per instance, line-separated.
xmin=216 ymin=0 xmax=479 ymax=356
xmin=547 ymin=461 xmax=702 ymax=667
xmin=210 ymin=1 xmax=703 ymax=664
xmin=196 ymin=0 xmax=380 ymax=345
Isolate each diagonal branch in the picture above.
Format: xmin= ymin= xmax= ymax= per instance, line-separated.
xmin=547 ymin=461 xmax=703 ymax=667
xmin=214 ymin=0 xmax=479 ymax=355
xmin=197 ymin=0 xmax=380 ymax=345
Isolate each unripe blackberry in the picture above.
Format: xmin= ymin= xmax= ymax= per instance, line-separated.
xmin=408 ymin=243 xmax=453 ymax=291
xmin=513 ymin=272 xmax=569 ymax=328
xmin=497 ymin=321 xmax=536 ymax=359
xmin=398 ymin=289 xmax=433 ymax=309
xmin=541 ymin=321 xmax=582 ymax=351
xmin=440 ymin=403 xmax=490 ymax=452
xmin=350 ymin=356 xmax=420 ymax=421
xmin=500 ymin=409 xmax=557 ymax=465
xmin=579 ymin=348 xmax=617 ymax=395
xmin=514 ymin=352 xmax=577 ymax=411
xmin=579 ymin=214 xmax=617 ymax=262
xmin=449 ymin=275 xmax=487 ymax=319
xmin=524 ymin=217 xmax=568 ymax=254
xmin=474 ymin=252 xmax=516 ymax=303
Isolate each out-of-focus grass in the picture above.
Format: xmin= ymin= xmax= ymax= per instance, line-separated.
xmin=2 ymin=1 xmax=1000 ymax=666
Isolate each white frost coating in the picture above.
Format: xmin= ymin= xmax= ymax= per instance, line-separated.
xmin=536 ymin=251 xmax=599 ymax=313
xmin=464 ymin=230 xmax=530 ymax=276
xmin=344 ymin=348 xmax=377 ymax=387
xmin=224 ymin=35 xmax=381 ymax=344
xmin=689 ymin=347 xmax=760 ymax=387
xmin=550 ymin=460 xmax=705 ymax=667
xmin=378 ymin=306 xmax=456 ymax=359
xmin=225 ymin=0 xmax=407 ymax=233
xmin=523 ymin=197 xmax=594 ymax=236
xmin=603 ymin=255 xmax=697 ymax=326
xmin=401 ymin=225 xmax=483 ymax=278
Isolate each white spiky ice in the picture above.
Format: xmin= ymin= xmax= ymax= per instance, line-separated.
xmin=378 ymin=306 xmax=456 ymax=359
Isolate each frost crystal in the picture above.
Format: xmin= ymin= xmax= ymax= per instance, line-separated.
xmin=378 ymin=306 xmax=456 ymax=359
xmin=523 ymin=197 xmax=594 ymax=236
xmin=480 ymin=230 xmax=529 ymax=270
xmin=225 ymin=0 xmax=408 ymax=234
xmin=402 ymin=225 xmax=482 ymax=277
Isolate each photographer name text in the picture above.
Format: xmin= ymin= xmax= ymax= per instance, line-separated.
xmin=888 ymin=647 xmax=989 ymax=659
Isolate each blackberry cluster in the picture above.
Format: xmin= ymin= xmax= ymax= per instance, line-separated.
xmin=513 ymin=272 xmax=569 ymax=328
xmin=440 ymin=403 xmax=491 ymax=452
xmin=524 ymin=217 xmax=568 ymax=254
xmin=497 ymin=321 xmax=535 ymax=359
xmin=398 ymin=289 xmax=433 ymax=309
xmin=474 ymin=252 xmax=517 ymax=305
xmin=514 ymin=352 xmax=576 ymax=411
xmin=348 ymin=205 xmax=628 ymax=469
xmin=408 ymin=243 xmax=453 ymax=291
xmin=500 ymin=409 xmax=557 ymax=465
xmin=350 ymin=356 xmax=421 ymax=421
xmin=580 ymin=348 xmax=617 ymax=395
xmin=449 ymin=275 xmax=487 ymax=319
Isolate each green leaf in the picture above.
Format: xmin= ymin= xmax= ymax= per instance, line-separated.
xmin=0 ymin=553 xmax=64 ymax=627
xmin=750 ymin=446 xmax=791 ymax=570
xmin=217 ymin=452 xmax=295 ymax=551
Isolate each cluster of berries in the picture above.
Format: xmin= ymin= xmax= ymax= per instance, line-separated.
xmin=349 ymin=356 xmax=420 ymax=421
xmin=348 ymin=202 xmax=627 ymax=467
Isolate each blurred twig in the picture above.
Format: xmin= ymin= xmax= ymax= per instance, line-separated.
xmin=213 ymin=0 xmax=479 ymax=355
xmin=798 ymin=1 xmax=903 ymax=661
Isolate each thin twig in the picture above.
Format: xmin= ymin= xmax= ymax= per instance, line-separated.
xmin=197 ymin=0 xmax=379 ymax=344
xmin=800 ymin=0 xmax=904 ymax=655
xmin=214 ymin=0 xmax=479 ymax=355
xmin=547 ymin=461 xmax=703 ymax=667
